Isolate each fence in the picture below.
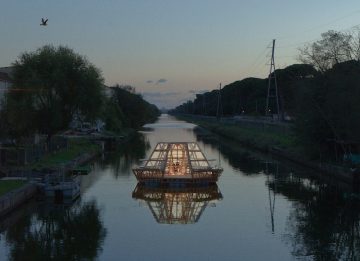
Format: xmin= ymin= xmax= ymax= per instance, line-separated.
xmin=0 ymin=136 xmax=68 ymax=167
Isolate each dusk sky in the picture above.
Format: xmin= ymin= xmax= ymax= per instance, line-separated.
xmin=1 ymin=1 xmax=360 ymax=108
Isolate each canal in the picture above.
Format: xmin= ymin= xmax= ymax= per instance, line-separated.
xmin=1 ymin=114 xmax=360 ymax=260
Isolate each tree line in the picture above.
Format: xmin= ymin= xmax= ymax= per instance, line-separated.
xmin=0 ymin=45 xmax=160 ymax=142
xmin=170 ymin=29 xmax=360 ymax=162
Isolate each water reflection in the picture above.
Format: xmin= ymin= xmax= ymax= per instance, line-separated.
xmin=4 ymin=114 xmax=360 ymax=260
xmin=194 ymin=127 xmax=264 ymax=175
xmin=3 ymin=200 xmax=106 ymax=261
xmin=100 ymin=132 xmax=150 ymax=177
xmin=194 ymin=124 xmax=360 ymax=260
xmin=132 ymin=184 xmax=222 ymax=224
xmin=274 ymin=175 xmax=360 ymax=260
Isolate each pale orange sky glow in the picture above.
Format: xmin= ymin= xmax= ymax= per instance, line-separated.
xmin=1 ymin=0 xmax=360 ymax=108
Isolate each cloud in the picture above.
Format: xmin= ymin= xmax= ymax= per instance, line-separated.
xmin=142 ymin=91 xmax=180 ymax=97
xmin=145 ymin=79 xmax=167 ymax=85
xmin=156 ymin=78 xmax=167 ymax=84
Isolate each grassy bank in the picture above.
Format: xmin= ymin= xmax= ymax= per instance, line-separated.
xmin=178 ymin=115 xmax=299 ymax=153
xmin=0 ymin=180 xmax=26 ymax=197
xmin=30 ymin=139 xmax=101 ymax=170
xmin=176 ymin=114 xmax=353 ymax=182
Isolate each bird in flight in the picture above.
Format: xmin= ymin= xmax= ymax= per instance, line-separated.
xmin=40 ymin=18 xmax=48 ymax=26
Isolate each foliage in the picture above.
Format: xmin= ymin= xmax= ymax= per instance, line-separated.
xmin=101 ymin=96 xmax=126 ymax=133
xmin=108 ymin=84 xmax=160 ymax=129
xmin=299 ymin=29 xmax=360 ymax=72
xmin=172 ymin=78 xmax=267 ymax=116
xmin=171 ymin=29 xmax=360 ymax=163
xmin=275 ymin=64 xmax=318 ymax=115
xmin=294 ymin=60 xmax=360 ymax=159
xmin=3 ymin=45 xmax=104 ymax=140
xmin=171 ymin=65 xmax=316 ymax=117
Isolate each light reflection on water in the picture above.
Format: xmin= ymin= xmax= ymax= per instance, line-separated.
xmin=132 ymin=184 xmax=223 ymax=224
xmin=1 ymin=114 xmax=360 ymax=261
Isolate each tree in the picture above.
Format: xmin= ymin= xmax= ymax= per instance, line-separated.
xmin=294 ymin=60 xmax=360 ymax=160
xmin=299 ymin=30 xmax=360 ymax=72
xmin=105 ymin=84 xmax=160 ymax=130
xmin=275 ymin=64 xmax=318 ymax=116
xmin=4 ymin=45 xmax=104 ymax=141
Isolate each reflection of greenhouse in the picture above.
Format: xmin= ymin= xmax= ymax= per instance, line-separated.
xmin=132 ymin=185 xmax=222 ymax=224
xmin=133 ymin=142 xmax=222 ymax=185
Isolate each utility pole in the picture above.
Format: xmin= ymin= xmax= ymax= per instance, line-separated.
xmin=265 ymin=39 xmax=281 ymax=120
xmin=216 ymin=83 xmax=222 ymax=121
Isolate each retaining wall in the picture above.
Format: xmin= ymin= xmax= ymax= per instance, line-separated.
xmin=0 ymin=183 xmax=37 ymax=217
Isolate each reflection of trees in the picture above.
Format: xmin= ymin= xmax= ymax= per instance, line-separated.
xmin=194 ymin=125 xmax=360 ymax=259
xmin=5 ymin=200 xmax=106 ymax=261
xmin=100 ymin=132 xmax=150 ymax=177
xmin=268 ymin=172 xmax=360 ymax=260
xmin=132 ymin=184 xmax=222 ymax=224
xmin=194 ymin=127 xmax=264 ymax=175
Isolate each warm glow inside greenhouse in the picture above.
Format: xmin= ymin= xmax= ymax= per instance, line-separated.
xmin=133 ymin=142 xmax=222 ymax=184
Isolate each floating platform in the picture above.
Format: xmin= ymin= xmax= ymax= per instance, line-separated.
xmin=132 ymin=142 xmax=223 ymax=185
xmin=39 ymin=175 xmax=80 ymax=203
xmin=71 ymin=166 xmax=91 ymax=175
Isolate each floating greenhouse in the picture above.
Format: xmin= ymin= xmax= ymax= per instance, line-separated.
xmin=132 ymin=142 xmax=223 ymax=185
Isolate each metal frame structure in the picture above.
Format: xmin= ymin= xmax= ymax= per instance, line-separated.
xmin=265 ymin=39 xmax=281 ymax=118
xmin=133 ymin=142 xmax=223 ymax=184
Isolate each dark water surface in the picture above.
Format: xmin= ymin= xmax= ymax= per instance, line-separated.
xmin=1 ymin=114 xmax=360 ymax=261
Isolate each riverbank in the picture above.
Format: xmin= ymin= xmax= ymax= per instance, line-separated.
xmin=0 ymin=128 xmax=138 ymax=217
xmin=175 ymin=114 xmax=353 ymax=184
xmin=0 ymin=180 xmax=26 ymax=197
xmin=0 ymin=182 xmax=37 ymax=217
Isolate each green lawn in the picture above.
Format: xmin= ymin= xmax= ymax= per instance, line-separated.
xmin=0 ymin=180 xmax=26 ymax=197
xmin=178 ymin=115 xmax=300 ymax=153
xmin=31 ymin=139 xmax=101 ymax=169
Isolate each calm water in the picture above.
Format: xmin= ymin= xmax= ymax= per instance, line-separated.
xmin=1 ymin=114 xmax=360 ymax=261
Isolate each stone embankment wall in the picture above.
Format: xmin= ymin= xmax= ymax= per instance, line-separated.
xmin=0 ymin=183 xmax=37 ymax=217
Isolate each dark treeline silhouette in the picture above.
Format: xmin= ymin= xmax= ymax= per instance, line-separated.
xmin=103 ymin=84 xmax=160 ymax=133
xmin=170 ymin=64 xmax=316 ymax=117
xmin=171 ymin=29 xmax=360 ymax=162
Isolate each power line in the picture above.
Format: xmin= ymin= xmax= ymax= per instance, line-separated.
xmin=277 ymin=23 xmax=360 ymax=50
xmin=246 ymin=44 xmax=270 ymax=72
xmin=276 ymin=9 xmax=360 ymax=41
xmin=247 ymin=48 xmax=272 ymax=77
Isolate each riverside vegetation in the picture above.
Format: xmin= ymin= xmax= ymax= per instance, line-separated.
xmin=171 ymin=29 xmax=360 ymax=166
xmin=0 ymin=45 xmax=160 ymax=193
